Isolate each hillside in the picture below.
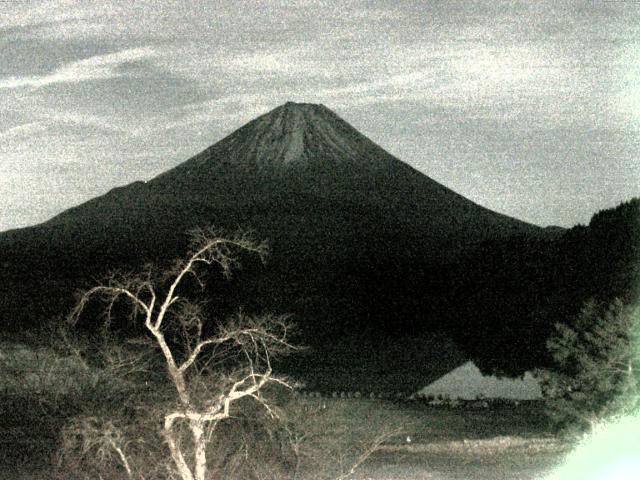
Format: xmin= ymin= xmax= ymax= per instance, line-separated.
xmin=4 ymin=102 xmax=633 ymax=389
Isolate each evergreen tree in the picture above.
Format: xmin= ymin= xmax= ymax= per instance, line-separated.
xmin=538 ymin=298 xmax=640 ymax=432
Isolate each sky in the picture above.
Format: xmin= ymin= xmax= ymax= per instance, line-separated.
xmin=1 ymin=0 xmax=639 ymax=231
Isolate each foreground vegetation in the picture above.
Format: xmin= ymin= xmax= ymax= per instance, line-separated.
xmin=7 ymin=228 xmax=633 ymax=479
xmin=1 ymin=230 xmax=402 ymax=479
xmin=536 ymin=298 xmax=640 ymax=434
xmin=0 ymin=338 xmax=567 ymax=480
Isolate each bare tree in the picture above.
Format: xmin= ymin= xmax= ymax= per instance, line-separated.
xmin=69 ymin=228 xmax=296 ymax=480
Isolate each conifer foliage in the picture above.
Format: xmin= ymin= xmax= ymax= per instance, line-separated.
xmin=538 ymin=298 xmax=640 ymax=432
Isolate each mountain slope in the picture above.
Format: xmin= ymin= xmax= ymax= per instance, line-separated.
xmin=0 ymin=102 xmax=556 ymax=389
xmin=31 ymin=102 xmax=537 ymax=262
xmin=48 ymin=102 xmax=534 ymax=226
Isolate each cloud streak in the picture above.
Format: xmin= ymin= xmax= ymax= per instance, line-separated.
xmin=0 ymin=46 xmax=158 ymax=90
xmin=0 ymin=121 xmax=50 ymax=140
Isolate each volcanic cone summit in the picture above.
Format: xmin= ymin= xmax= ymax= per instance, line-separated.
xmin=246 ymin=101 xmax=363 ymax=165
xmin=164 ymin=101 xmax=396 ymax=179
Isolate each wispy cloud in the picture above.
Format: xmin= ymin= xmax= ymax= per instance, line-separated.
xmin=155 ymin=42 xmax=559 ymax=136
xmin=37 ymin=111 xmax=133 ymax=134
xmin=0 ymin=121 xmax=50 ymax=140
xmin=0 ymin=0 xmax=82 ymax=29
xmin=223 ymin=51 xmax=305 ymax=74
xmin=0 ymin=46 xmax=158 ymax=90
xmin=161 ymin=92 xmax=278 ymax=134
xmin=271 ymin=43 xmax=557 ymax=111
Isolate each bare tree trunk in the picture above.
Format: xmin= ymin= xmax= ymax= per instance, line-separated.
xmin=191 ymin=418 xmax=208 ymax=480
xmin=164 ymin=416 xmax=195 ymax=480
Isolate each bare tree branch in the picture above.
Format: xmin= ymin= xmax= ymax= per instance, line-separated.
xmin=68 ymin=228 xmax=294 ymax=480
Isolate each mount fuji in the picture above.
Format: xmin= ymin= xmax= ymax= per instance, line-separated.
xmin=0 ymin=102 xmax=560 ymax=390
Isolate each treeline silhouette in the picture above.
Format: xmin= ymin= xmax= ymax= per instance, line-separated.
xmin=219 ymin=199 xmax=640 ymax=380
xmin=1 ymin=199 xmax=637 ymax=387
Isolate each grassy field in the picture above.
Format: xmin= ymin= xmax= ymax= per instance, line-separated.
xmin=287 ymin=397 xmax=568 ymax=480
xmin=0 ymin=340 xmax=571 ymax=479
